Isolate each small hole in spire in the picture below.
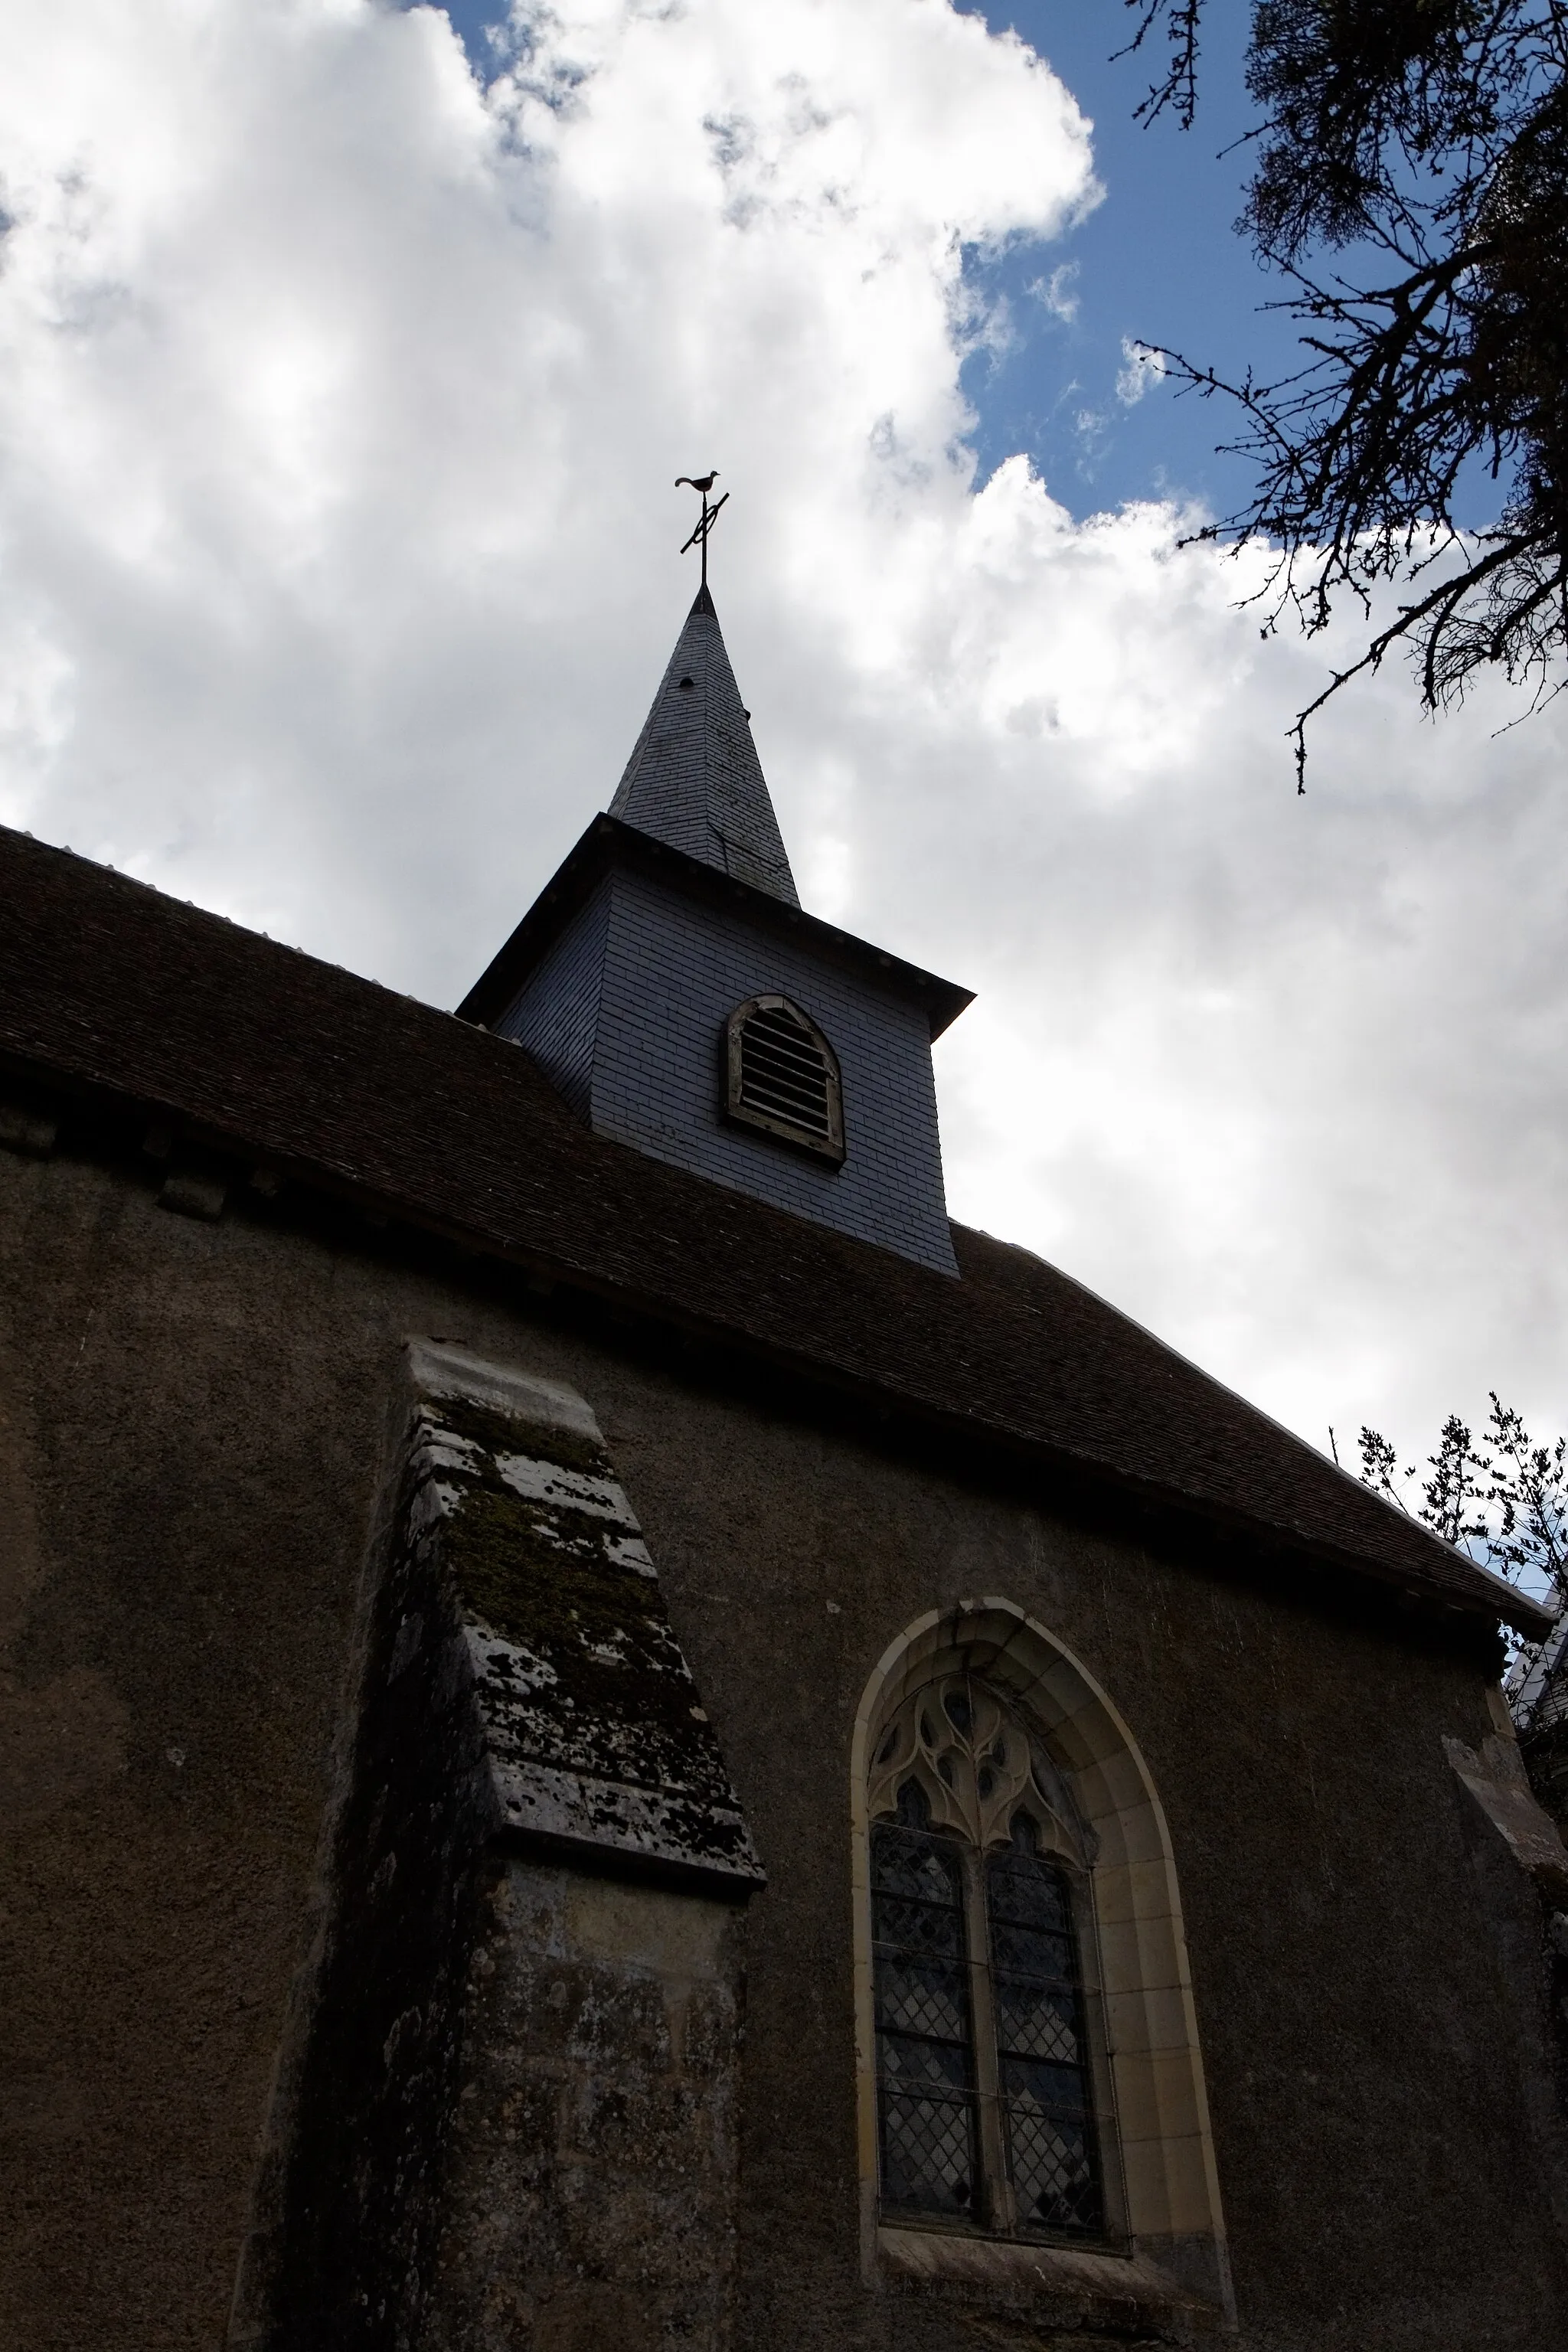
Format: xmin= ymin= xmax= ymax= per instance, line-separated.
xmin=678 ymin=676 xmax=695 ymax=691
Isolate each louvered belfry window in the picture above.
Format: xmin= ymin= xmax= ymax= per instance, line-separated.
xmin=867 ymin=1681 xmax=1108 ymax=2242
xmin=722 ymin=995 xmax=844 ymax=1165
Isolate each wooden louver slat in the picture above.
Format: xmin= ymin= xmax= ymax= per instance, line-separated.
xmin=724 ymin=994 xmax=845 ymax=1165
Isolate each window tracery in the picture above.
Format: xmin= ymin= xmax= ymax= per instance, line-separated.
xmin=867 ymin=1674 xmax=1097 ymax=1865
xmin=868 ymin=1676 xmax=1106 ymax=2240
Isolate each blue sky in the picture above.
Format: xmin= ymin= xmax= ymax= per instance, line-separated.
xmin=426 ymin=0 xmax=1294 ymax=518
xmin=959 ymin=3 xmax=1293 ymax=512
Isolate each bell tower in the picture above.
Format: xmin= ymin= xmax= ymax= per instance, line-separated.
xmin=459 ymin=577 xmax=971 ymax=1276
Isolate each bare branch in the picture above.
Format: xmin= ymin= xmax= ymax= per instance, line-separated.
xmin=1115 ymin=1 xmax=1204 ymax=130
xmin=1129 ymin=3 xmax=1568 ymax=773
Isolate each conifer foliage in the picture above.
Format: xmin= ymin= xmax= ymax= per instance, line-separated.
xmin=1122 ymin=3 xmax=1568 ymax=780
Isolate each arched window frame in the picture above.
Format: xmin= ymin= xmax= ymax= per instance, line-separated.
xmin=851 ymin=1601 xmax=1233 ymax=2318
xmin=721 ymin=994 xmax=845 ymax=1165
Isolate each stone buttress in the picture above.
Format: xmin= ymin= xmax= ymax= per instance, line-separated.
xmin=233 ymin=1342 xmax=762 ymax=2352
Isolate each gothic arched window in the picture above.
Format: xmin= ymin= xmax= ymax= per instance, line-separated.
xmin=868 ymin=1676 xmax=1107 ymax=2239
xmin=721 ymin=995 xmax=844 ymax=1165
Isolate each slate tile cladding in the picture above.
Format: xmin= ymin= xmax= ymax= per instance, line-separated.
xmin=608 ymin=586 xmax=799 ymax=906
xmin=499 ymin=867 xmax=959 ymax=1276
xmin=0 ymin=824 xmax=1548 ymax=1635
xmin=495 ymin=879 xmax=609 ymax=1121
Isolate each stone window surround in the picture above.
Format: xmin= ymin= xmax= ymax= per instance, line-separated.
xmin=850 ymin=1599 xmax=1234 ymax=2325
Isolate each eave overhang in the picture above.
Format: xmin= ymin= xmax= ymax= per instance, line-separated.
xmin=3 ymin=1031 xmax=1550 ymax=1645
xmin=456 ymin=813 xmax=975 ymax=1042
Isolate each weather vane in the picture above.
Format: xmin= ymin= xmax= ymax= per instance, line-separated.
xmin=675 ymin=470 xmax=729 ymax=588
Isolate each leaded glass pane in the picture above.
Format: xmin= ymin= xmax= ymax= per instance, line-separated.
xmin=872 ymin=1815 xmax=977 ymax=2218
xmin=880 ymin=2091 xmax=976 ymax=2216
xmin=987 ymin=1834 xmax=1103 ymax=2237
xmin=877 ymin=1952 xmax=969 ymax=2044
xmin=989 ymin=1846 xmax=1073 ymax=1932
xmin=880 ymin=2032 xmax=972 ymax=2095
xmin=1001 ymin=2075 xmax=1102 ymax=2235
xmin=993 ymin=1975 xmax=1083 ymax=2065
xmin=990 ymin=1919 xmax=1076 ymax=1980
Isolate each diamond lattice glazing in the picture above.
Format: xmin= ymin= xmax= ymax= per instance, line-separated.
xmin=872 ymin=1709 xmax=1107 ymax=2241
xmin=872 ymin=1819 xmax=978 ymax=2218
xmin=988 ymin=1843 xmax=1102 ymax=2236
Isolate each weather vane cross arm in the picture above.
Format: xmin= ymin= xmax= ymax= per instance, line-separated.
xmin=675 ymin=471 xmax=729 ymax=588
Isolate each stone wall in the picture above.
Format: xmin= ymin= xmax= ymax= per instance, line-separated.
xmin=3 ymin=1129 xmax=1568 ymax=2350
xmin=426 ymin=1865 xmax=746 ymax=2352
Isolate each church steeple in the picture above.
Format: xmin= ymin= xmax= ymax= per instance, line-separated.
xmin=608 ymin=586 xmax=799 ymax=906
xmin=462 ymin=564 xmax=972 ymax=1277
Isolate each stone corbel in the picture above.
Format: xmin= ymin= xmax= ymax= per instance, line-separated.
xmin=1445 ymin=1697 xmax=1568 ymax=1908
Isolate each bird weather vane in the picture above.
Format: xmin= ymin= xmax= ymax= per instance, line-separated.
xmin=675 ymin=470 xmax=728 ymax=588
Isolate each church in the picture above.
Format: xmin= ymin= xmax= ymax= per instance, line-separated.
xmin=2 ymin=567 xmax=1566 ymax=2352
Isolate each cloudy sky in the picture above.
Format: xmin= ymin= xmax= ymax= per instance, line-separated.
xmin=2 ymin=0 xmax=1565 ymax=1508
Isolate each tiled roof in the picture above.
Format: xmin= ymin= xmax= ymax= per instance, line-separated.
xmin=609 ymin=586 xmax=799 ymax=903
xmin=0 ymin=823 xmax=1547 ymax=1638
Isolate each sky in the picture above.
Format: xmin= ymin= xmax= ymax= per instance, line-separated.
xmin=2 ymin=0 xmax=1566 ymax=1549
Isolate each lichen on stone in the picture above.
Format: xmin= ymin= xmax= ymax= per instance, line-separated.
xmin=428 ymin=1393 xmax=613 ymax=1483
xmin=406 ymin=1386 xmax=761 ymax=1880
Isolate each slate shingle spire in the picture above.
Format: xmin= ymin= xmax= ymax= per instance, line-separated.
xmin=609 ymin=585 xmax=799 ymax=906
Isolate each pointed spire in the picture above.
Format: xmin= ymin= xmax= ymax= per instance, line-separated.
xmin=609 ymin=587 xmax=800 ymax=906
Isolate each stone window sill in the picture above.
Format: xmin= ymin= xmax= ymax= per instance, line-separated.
xmin=877 ymin=2224 xmax=1229 ymax=2337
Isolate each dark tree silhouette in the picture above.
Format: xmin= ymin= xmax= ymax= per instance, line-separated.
xmin=1348 ymin=1394 xmax=1568 ymax=1622
xmin=1119 ymin=2 xmax=1568 ymax=782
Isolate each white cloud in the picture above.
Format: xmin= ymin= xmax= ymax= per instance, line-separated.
xmin=1116 ymin=334 xmax=1165 ymax=404
xmin=1027 ymin=262 xmax=1079 ymax=322
xmin=1 ymin=0 xmax=1566 ymax=1486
